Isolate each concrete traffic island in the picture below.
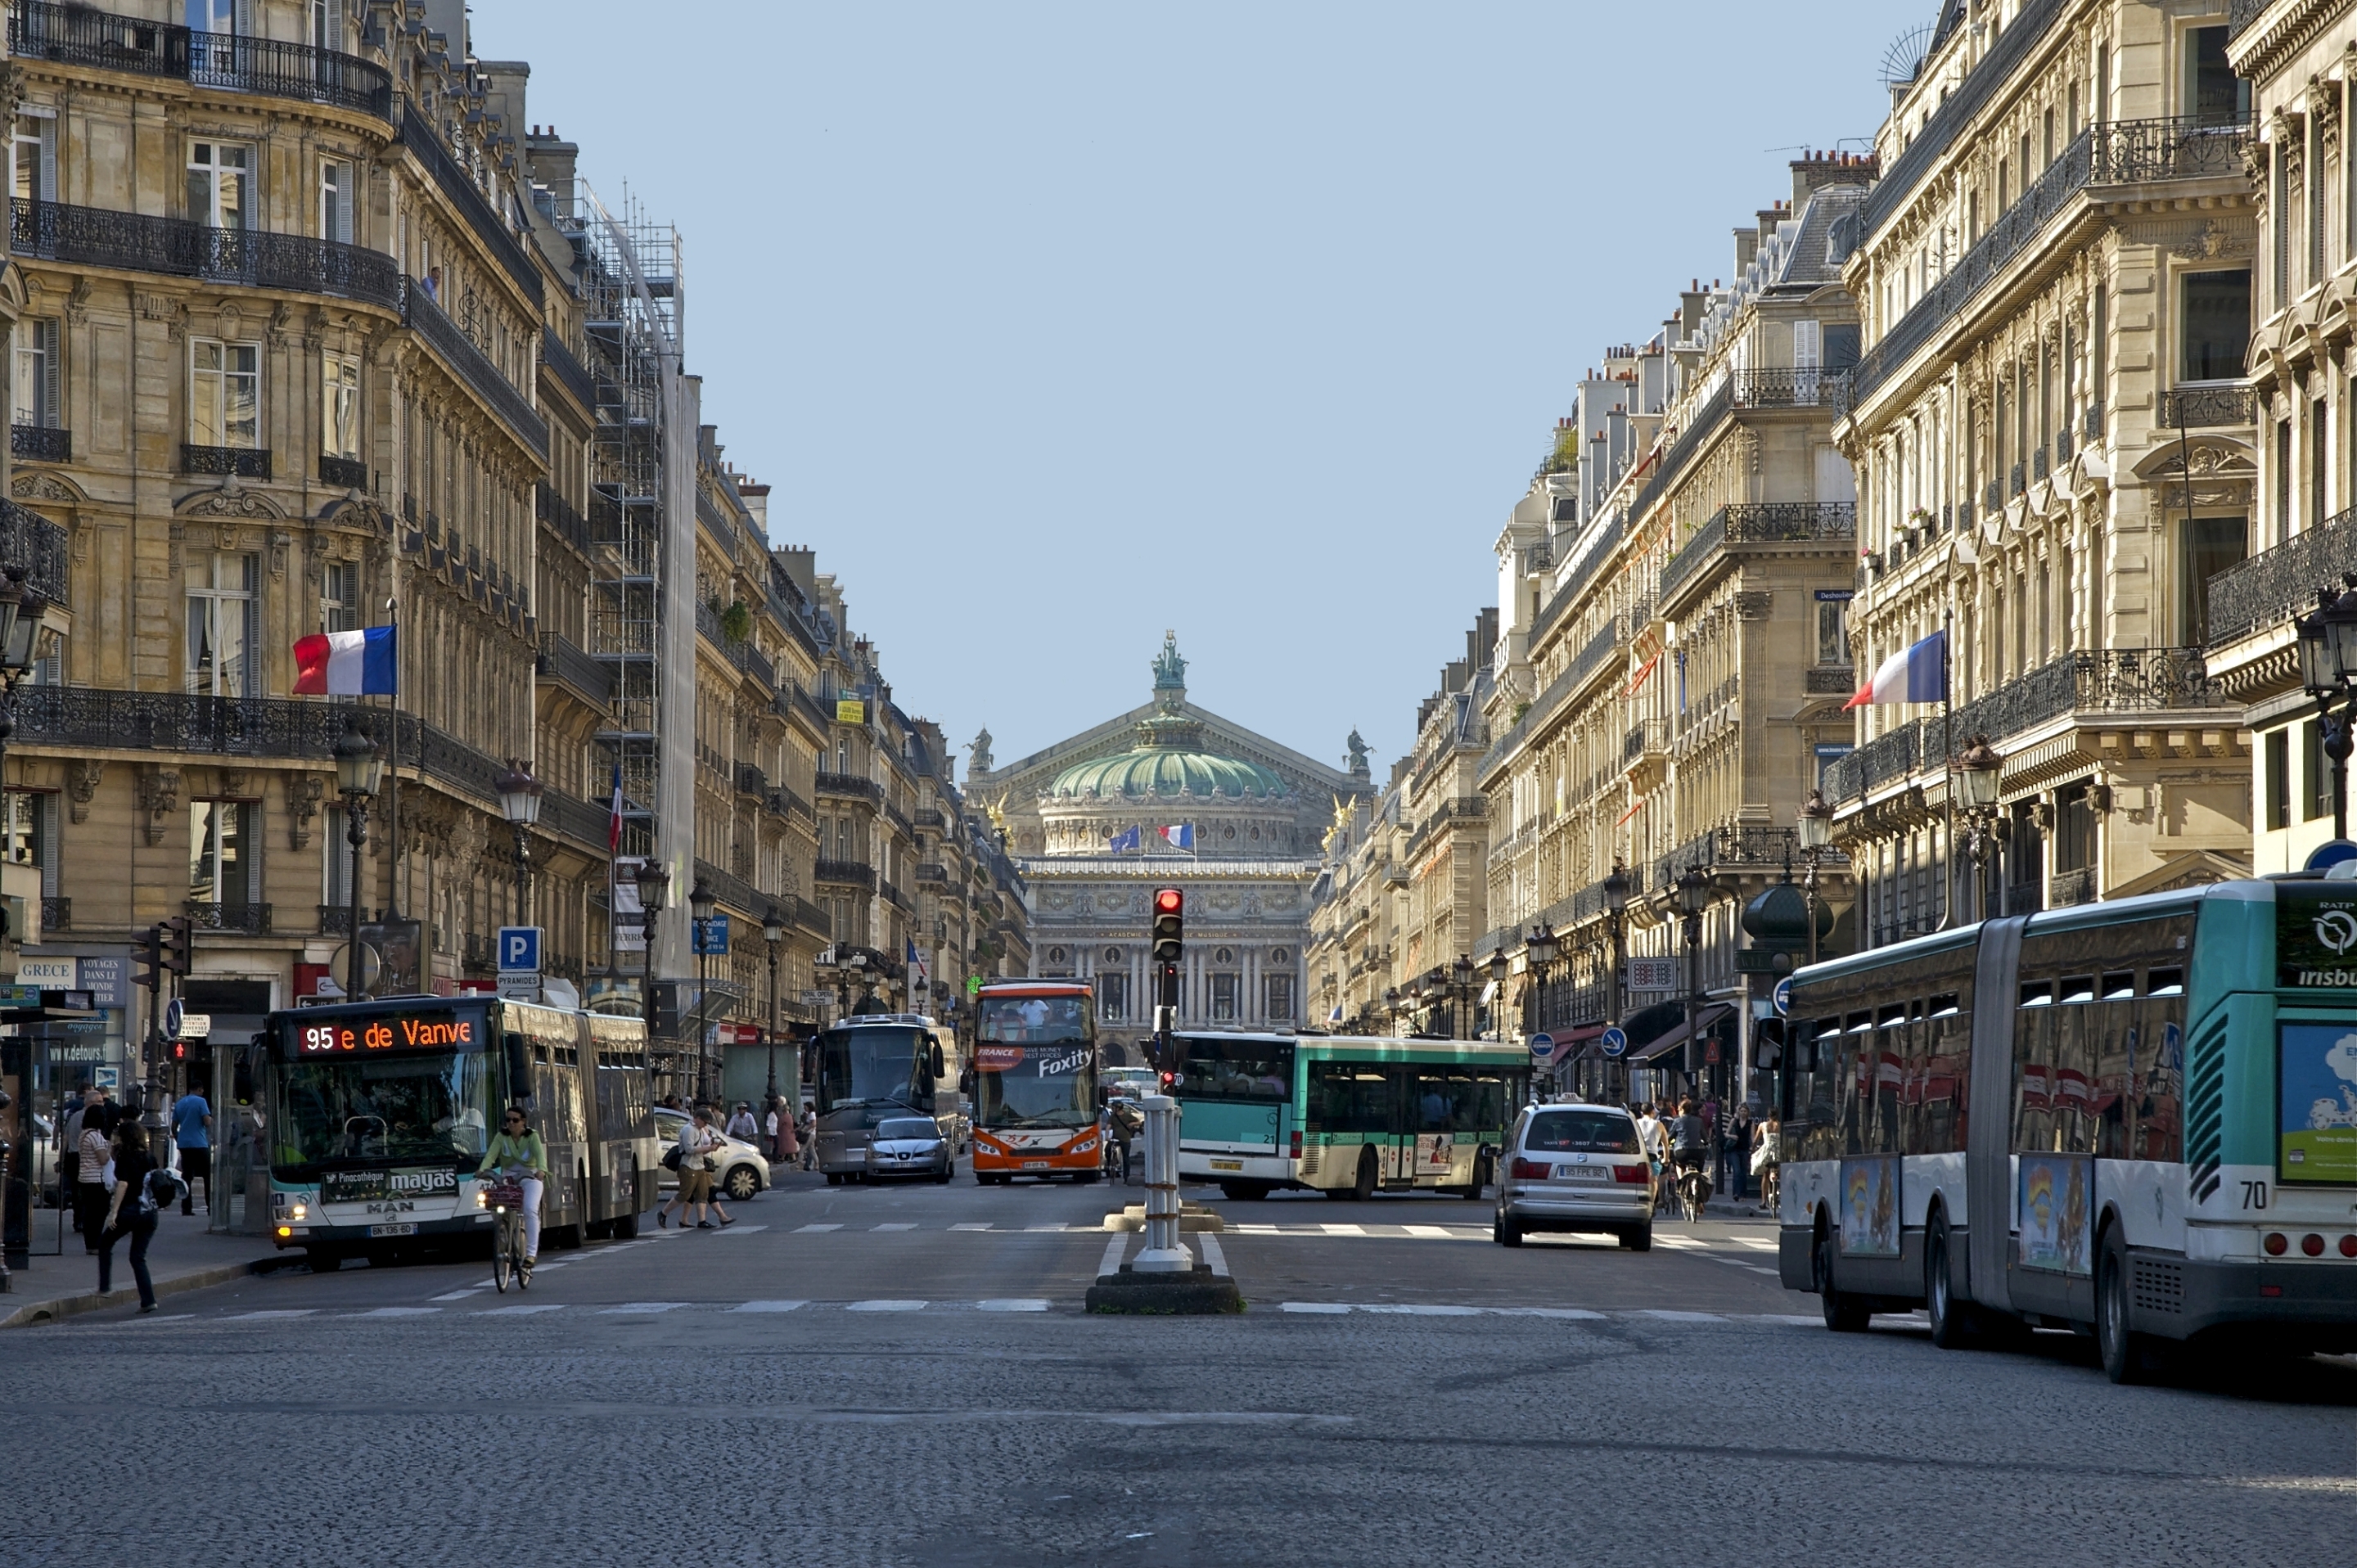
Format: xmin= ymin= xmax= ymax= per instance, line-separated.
xmin=1086 ymin=1259 xmax=1244 ymax=1314
xmin=1102 ymin=1201 xmax=1224 ymax=1233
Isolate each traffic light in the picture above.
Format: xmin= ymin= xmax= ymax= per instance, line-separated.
xmin=133 ymin=925 xmax=164 ymax=991
xmin=160 ymin=914 xmax=195 ymax=976
xmin=1151 ymin=887 xmax=1183 ymax=964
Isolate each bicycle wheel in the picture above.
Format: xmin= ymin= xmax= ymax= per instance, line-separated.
xmin=492 ymin=1214 xmax=515 ymax=1293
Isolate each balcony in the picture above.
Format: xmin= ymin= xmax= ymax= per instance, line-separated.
xmin=39 ymin=895 xmax=66 ymax=932
xmin=1623 ymin=716 xmax=1671 ymax=791
xmin=2161 ymin=383 xmax=2258 ymax=429
xmin=692 ymin=858 xmax=761 ymax=918
xmin=315 ymin=453 xmax=367 ymax=490
xmin=881 ymin=879 xmax=914 ymax=913
xmin=185 ymin=900 xmax=269 ymax=935
xmin=2207 ymin=504 xmax=2357 ymax=648
xmin=534 ymin=633 xmax=612 ymax=707
xmin=883 ymin=799 xmax=917 ymax=843
xmin=2048 ymin=867 xmax=2097 ymax=908
xmin=393 ymin=97 xmax=543 ymax=308
xmin=735 ymin=763 xmax=767 ymax=798
xmin=815 ymin=770 xmax=882 ymax=803
xmin=540 ymin=327 xmax=597 ymax=412
xmin=1859 ymin=0 xmax=2062 ymax=242
xmin=1659 ymin=502 xmax=1855 ymax=605
xmin=1730 ymin=368 xmax=1852 ymax=414
xmin=7 ymin=1 xmax=393 ymax=119
xmin=182 ymin=444 xmax=268 ymax=480
xmin=815 ymin=857 xmax=877 ymax=890
xmin=0 ymin=499 xmax=65 ymax=601
xmin=915 ymin=809 xmax=945 ymax=830
xmin=11 ymin=424 xmax=67 ymax=463
xmin=764 ymin=786 xmax=814 ymax=823
xmin=400 ymin=276 xmax=548 ymax=462
xmin=915 ymin=863 xmax=948 ymax=883
xmin=12 ymin=198 xmax=403 ymax=311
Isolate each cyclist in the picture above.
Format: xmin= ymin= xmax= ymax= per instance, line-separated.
xmin=1668 ymin=1097 xmax=1711 ymax=1217
xmin=479 ymin=1106 xmax=548 ymax=1280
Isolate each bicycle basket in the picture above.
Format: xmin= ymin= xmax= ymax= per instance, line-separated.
xmin=485 ymin=1178 xmax=527 ymax=1209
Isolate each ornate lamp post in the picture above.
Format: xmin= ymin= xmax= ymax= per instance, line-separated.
xmin=333 ymin=719 xmax=384 ymax=999
xmin=762 ymin=904 xmax=785 ymax=1102
xmin=0 ymin=565 xmax=54 ymax=806
xmin=1674 ymin=863 xmax=1710 ymax=1098
xmin=2296 ymin=586 xmax=2357 ymax=840
xmin=1382 ymin=985 xmax=1400 ymax=1036
xmin=1450 ymin=953 xmax=1476 ymax=1040
xmin=1796 ymin=789 xmax=1835 ymax=962
xmin=494 ymin=759 xmax=542 ymax=927
xmin=688 ymin=879 xmax=716 ymax=1104
xmin=633 ymin=858 xmax=670 ymax=1092
xmin=1485 ymin=947 xmax=1510 ymax=1043
xmin=1949 ymin=741 xmax=2004 ymax=923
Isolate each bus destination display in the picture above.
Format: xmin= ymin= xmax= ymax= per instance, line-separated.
xmin=287 ymin=1010 xmax=481 ymax=1057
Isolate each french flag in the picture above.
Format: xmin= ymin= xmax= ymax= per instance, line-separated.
xmin=293 ymin=627 xmax=397 ymax=696
xmin=606 ymin=760 xmax=625 ymax=852
xmin=1159 ymin=824 xmax=1195 ymax=850
xmin=1845 ymin=630 xmax=1945 ymax=710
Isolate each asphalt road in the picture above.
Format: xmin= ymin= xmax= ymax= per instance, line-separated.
xmin=10 ymin=1166 xmax=2352 ymax=1567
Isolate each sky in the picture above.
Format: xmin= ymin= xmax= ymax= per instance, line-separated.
xmin=480 ymin=1 xmax=1914 ymax=781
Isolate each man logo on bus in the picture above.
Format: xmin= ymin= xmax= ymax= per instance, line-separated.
xmin=2316 ymin=906 xmax=2357 ymax=956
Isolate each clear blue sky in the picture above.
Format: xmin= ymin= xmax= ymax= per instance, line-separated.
xmin=483 ymin=2 xmax=1910 ymax=779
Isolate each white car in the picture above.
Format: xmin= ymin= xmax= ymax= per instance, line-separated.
xmin=1493 ymin=1103 xmax=1656 ymax=1251
xmin=652 ymin=1109 xmax=772 ymax=1203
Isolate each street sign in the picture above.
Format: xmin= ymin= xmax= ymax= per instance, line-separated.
xmin=496 ymin=972 xmax=542 ymax=1004
xmin=1773 ymin=976 xmax=1793 ymax=1017
xmin=176 ymin=1012 xmax=212 ymax=1040
xmin=1704 ymin=1039 xmax=1721 ymax=1066
xmin=1527 ymin=1032 xmax=1556 ymax=1066
xmin=1600 ymin=1025 xmax=1628 ymax=1059
xmin=692 ymin=914 xmax=730 ymax=956
xmin=800 ymin=989 xmax=832 ymax=1007
xmin=1626 ymin=957 xmax=1677 ymax=991
xmin=2305 ymin=839 xmax=2357 ymax=872
xmin=498 ymin=926 xmax=543 ymax=973
xmin=164 ymin=997 xmax=183 ymax=1037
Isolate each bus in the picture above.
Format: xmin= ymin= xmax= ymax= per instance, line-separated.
xmin=1776 ymin=877 xmax=2357 ymax=1381
xmin=262 ymin=995 xmax=658 ymax=1271
xmin=1174 ymin=1033 xmax=1528 ymax=1201
xmin=970 ymin=981 xmax=1102 ymax=1184
xmin=811 ymin=1012 xmax=954 ymax=1184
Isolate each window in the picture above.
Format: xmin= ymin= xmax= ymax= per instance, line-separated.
xmin=1210 ymin=972 xmax=1238 ymax=1021
xmin=2179 ymin=515 xmax=2245 ymax=645
xmin=1 ymin=791 xmax=58 ymax=899
xmin=185 ymin=552 xmax=256 ymax=697
xmin=2267 ymin=727 xmax=2291 ymax=831
xmin=319 ymin=159 xmax=352 ymax=245
xmin=13 ymin=318 xmax=58 ymax=430
xmin=188 ymin=799 xmax=255 ymax=908
xmin=2306 ymin=718 xmax=2332 ymax=822
xmin=309 ymin=0 xmax=344 ymax=52
xmin=186 ymin=141 xmax=249 ymax=230
xmin=1264 ymin=973 xmax=1294 ymax=1022
xmin=322 ymin=561 xmax=359 ymax=633
xmin=2055 ymin=785 xmax=2097 ymax=876
xmin=1814 ymin=744 xmax=1853 ymax=789
xmin=1096 ymin=970 xmax=1128 ymax=1023
xmin=2181 ymin=270 xmax=2251 ymax=381
xmin=1816 ymin=595 xmax=1849 ymax=665
xmin=2185 ymin=25 xmax=2249 ymax=128
xmin=323 ymin=803 xmax=350 ymax=908
xmin=190 ymin=339 xmax=259 ymax=448
xmin=322 ymin=350 xmax=361 ymax=460
xmin=186 ymin=0 xmax=245 ymax=31
xmin=13 ymin=110 xmax=53 ymax=203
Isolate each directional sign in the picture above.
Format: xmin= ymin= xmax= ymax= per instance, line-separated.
xmin=164 ymin=996 xmax=183 ymax=1038
xmin=1773 ymin=976 xmax=1793 ymax=1017
xmin=692 ymin=914 xmax=730 ymax=956
xmin=497 ymin=972 xmax=543 ymax=1004
xmin=1600 ymin=1025 xmax=1629 ymax=1060
xmin=1527 ymin=1031 xmax=1556 ymax=1066
xmin=498 ymin=926 xmax=543 ymax=973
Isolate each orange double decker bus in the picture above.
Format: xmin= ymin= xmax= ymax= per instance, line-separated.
xmin=969 ymin=981 xmax=1103 ymax=1184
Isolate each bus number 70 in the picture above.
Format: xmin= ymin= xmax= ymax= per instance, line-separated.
xmin=2239 ymin=1179 xmax=2268 ymax=1211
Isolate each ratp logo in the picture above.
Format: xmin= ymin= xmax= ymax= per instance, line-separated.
xmin=2317 ymin=907 xmax=2357 ymax=956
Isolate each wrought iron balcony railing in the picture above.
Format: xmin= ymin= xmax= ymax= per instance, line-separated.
xmin=2160 ymin=383 xmax=2258 ymax=428
xmin=534 ymin=632 xmax=612 ymax=705
xmin=318 ymin=453 xmax=367 ymax=489
xmin=1860 ymin=0 xmax=2062 ymax=241
xmin=185 ymin=900 xmax=270 ymax=934
xmin=182 ymin=444 xmax=268 ymax=480
xmin=317 ymin=904 xmax=354 ymax=936
xmin=735 ymin=763 xmax=767 ymax=798
xmin=11 ymin=424 xmax=67 ymax=463
xmin=2206 ymin=502 xmax=2357 ymax=647
xmin=1526 ymin=512 xmax=1621 ymax=652
xmin=2229 ymin=0 xmax=2272 ymax=35
xmin=0 ymin=498 xmax=69 ymax=599
xmin=40 ymin=895 xmax=66 ymax=931
xmin=400 ymin=276 xmax=548 ymax=462
xmin=764 ymin=786 xmax=814 ymax=823
xmin=1624 ymin=717 xmax=1670 ymax=766
xmin=11 ymin=197 xmax=403 ymax=310
xmin=540 ymin=326 xmax=597 ymax=411
xmin=814 ymin=857 xmax=877 ymax=890
xmin=1730 ymin=368 xmax=1853 ymax=414
xmin=814 ymin=771 xmax=883 ymax=802
xmin=693 ymin=857 xmax=761 ymax=919
xmin=1629 ymin=378 xmax=1733 ymax=523
xmin=2048 ymin=867 xmax=2097 ymax=908
xmin=7 ymin=1 xmax=392 ymax=119
xmin=393 ymin=96 xmax=543 ymax=309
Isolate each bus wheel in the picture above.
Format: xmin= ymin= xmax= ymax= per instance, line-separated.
xmin=1460 ymin=1152 xmax=1492 ymax=1200
xmin=1818 ymin=1223 xmax=1868 ymax=1333
xmin=614 ymin=1211 xmax=639 ymax=1240
xmin=1926 ymin=1214 xmax=1971 ymax=1349
xmin=1351 ymin=1147 xmax=1379 ymax=1202
xmin=2096 ymin=1228 xmax=2153 ymax=1386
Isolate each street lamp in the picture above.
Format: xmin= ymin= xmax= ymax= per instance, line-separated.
xmin=2296 ymin=585 xmax=2357 ymax=840
xmin=1486 ymin=947 xmax=1510 ymax=1041
xmin=689 ymin=879 xmax=716 ymax=1104
xmin=494 ymin=759 xmax=542 ymax=927
xmin=1382 ymin=985 xmax=1399 ymax=1035
xmin=333 ymin=719 xmax=384 ymax=999
xmin=1601 ymin=866 xmax=1629 ymax=1100
xmin=1674 ymin=863 xmax=1710 ymax=1098
xmin=1797 ymin=789 xmax=1835 ymax=964
xmin=634 ymin=857 xmax=670 ymax=1093
xmin=762 ymin=904 xmax=785 ymax=1102
xmin=1451 ymin=953 xmax=1476 ymax=1040
xmin=0 ymin=565 xmax=57 ymax=867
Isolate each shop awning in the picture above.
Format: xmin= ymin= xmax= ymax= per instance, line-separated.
xmin=1630 ymin=1003 xmax=1734 ymax=1063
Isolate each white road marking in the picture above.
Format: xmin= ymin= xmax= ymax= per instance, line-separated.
xmin=1401 ymin=1224 xmax=1455 ymax=1238
xmin=795 ymin=1223 xmax=843 ymax=1232
xmin=1278 ymin=1302 xmax=1353 ymax=1313
xmin=1733 ymin=1237 xmax=1780 ymax=1250
xmin=1318 ymin=1223 xmax=1365 ymax=1236
xmin=1494 ymin=1307 xmax=1609 ymax=1319
xmin=223 ymin=1309 xmax=314 ymax=1320
xmin=1359 ymin=1304 xmax=1483 ymax=1316
xmin=1638 ymin=1309 xmax=1725 ymax=1322
xmin=599 ymin=1301 xmax=688 ymax=1314
xmin=976 ymin=1299 xmax=1051 ymax=1312
xmin=730 ymin=1300 xmax=808 ymax=1313
xmin=355 ymin=1307 xmax=441 ymax=1318
xmin=949 ymin=1222 xmax=993 ymax=1231
xmin=872 ymin=1223 xmax=917 ymax=1232
xmin=1750 ymin=1313 xmax=1825 ymax=1326
xmin=1198 ymin=1233 xmax=1229 ymax=1277
xmin=845 ymin=1299 xmax=928 ymax=1311
xmin=711 ymin=1224 xmax=768 ymax=1236
xmin=1097 ymin=1234 xmax=1128 ymax=1277
xmin=430 ymin=1289 xmax=485 ymax=1301
xmin=1228 ymin=1223 xmax=1280 ymax=1234
xmin=474 ymin=1303 xmax=566 ymax=1315
xmin=1024 ymin=1223 xmax=1068 ymax=1232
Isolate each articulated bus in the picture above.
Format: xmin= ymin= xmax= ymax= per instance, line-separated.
xmin=970 ymin=982 xmax=1103 ymax=1184
xmin=262 ymin=995 xmax=658 ymax=1272
xmin=812 ymin=1013 xmax=954 ymax=1183
xmin=1777 ymin=877 xmax=2357 ymax=1381
xmin=1174 ymin=1033 xmax=1528 ymax=1201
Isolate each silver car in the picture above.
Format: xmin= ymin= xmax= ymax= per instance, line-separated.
xmin=1494 ymin=1103 xmax=1656 ymax=1251
xmin=865 ymin=1116 xmax=955 ymax=1183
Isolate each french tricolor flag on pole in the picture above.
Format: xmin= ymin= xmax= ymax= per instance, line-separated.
xmin=1845 ymin=630 xmax=1946 ymax=710
xmin=292 ymin=626 xmax=397 ymax=695
xmin=1159 ymin=824 xmax=1195 ymax=850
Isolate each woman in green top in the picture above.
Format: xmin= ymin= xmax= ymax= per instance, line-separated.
xmin=480 ymin=1107 xmax=548 ymax=1268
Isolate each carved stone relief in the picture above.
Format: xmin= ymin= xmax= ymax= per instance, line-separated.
xmin=141 ymin=767 xmax=181 ymax=847
xmin=286 ymin=773 xmax=324 ymax=849
xmin=63 ymin=759 xmax=101 ymax=824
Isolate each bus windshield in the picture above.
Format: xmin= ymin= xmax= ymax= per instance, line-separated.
xmin=273 ymin=1052 xmax=493 ymax=1169
xmin=979 ymin=994 xmax=1092 ymax=1044
xmin=1176 ymin=1036 xmax=1295 ymax=1102
xmin=974 ymin=1044 xmax=1096 ymax=1129
xmin=815 ymin=1026 xmax=931 ymax=1114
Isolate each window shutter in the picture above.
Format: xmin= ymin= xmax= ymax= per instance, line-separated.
xmin=242 ymin=801 xmax=263 ymax=906
xmin=326 ymin=1 xmax=346 ymax=53
xmin=1792 ymin=318 xmax=1822 ymax=371
xmin=36 ymin=793 xmax=58 ymax=900
xmin=233 ymin=0 xmax=253 ymax=37
xmin=36 ymin=115 xmax=54 ymax=201
xmin=38 ymin=318 xmax=58 ymax=428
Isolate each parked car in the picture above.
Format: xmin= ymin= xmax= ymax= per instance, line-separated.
xmin=1102 ymin=1067 xmax=1160 ymax=1103
xmin=652 ymin=1108 xmax=771 ymax=1203
xmin=865 ymin=1116 xmax=955 ymax=1183
xmin=1493 ymin=1103 xmax=1654 ymax=1251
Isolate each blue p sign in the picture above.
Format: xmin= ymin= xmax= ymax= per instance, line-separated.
xmin=498 ymin=926 xmax=541 ymax=972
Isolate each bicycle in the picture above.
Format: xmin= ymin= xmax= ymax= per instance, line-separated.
xmin=1674 ymin=1155 xmax=1713 ymax=1223
xmin=485 ymin=1174 xmax=530 ymax=1293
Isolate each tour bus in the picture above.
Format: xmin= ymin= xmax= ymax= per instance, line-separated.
xmin=1174 ymin=1032 xmax=1528 ymax=1201
xmin=263 ymin=994 xmax=659 ymax=1271
xmin=1777 ymin=876 xmax=2357 ymax=1381
xmin=970 ymin=981 xmax=1103 ymax=1183
xmin=811 ymin=1012 xmax=955 ymax=1183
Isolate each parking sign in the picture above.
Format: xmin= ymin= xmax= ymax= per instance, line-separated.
xmin=498 ymin=926 xmax=542 ymax=972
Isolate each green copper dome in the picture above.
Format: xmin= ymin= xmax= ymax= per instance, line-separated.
xmin=1049 ymin=635 xmax=1288 ymax=801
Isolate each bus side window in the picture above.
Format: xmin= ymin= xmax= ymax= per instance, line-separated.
xmin=502 ymin=1032 xmax=531 ymax=1104
xmin=2013 ymin=997 xmax=2055 ymax=1153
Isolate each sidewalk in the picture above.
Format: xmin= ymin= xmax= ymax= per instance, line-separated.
xmin=1 ymin=1209 xmax=291 ymax=1329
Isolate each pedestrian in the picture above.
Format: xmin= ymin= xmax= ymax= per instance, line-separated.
xmin=660 ymin=1106 xmax=734 ymax=1230
xmin=57 ymin=1088 xmax=88 ymax=1232
xmin=1724 ymin=1102 xmax=1755 ymax=1203
xmin=75 ymin=1102 xmax=115 ymax=1253
xmin=98 ymin=1120 xmax=164 ymax=1312
xmin=1634 ymin=1102 xmax=1668 ymax=1208
xmin=798 ymin=1101 xmax=817 ymax=1170
xmin=726 ymin=1101 xmax=759 ymax=1142
xmin=173 ymin=1085 xmax=213 ymax=1215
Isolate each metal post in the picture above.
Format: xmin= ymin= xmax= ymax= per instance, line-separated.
xmin=344 ymin=794 xmax=370 ymax=998
xmin=512 ymin=822 xmax=530 ymax=927
xmin=2328 ymin=692 xmax=2355 ymax=842
xmin=1133 ymin=1093 xmax=1192 ymax=1273
xmin=765 ymin=940 xmax=780 ymax=1102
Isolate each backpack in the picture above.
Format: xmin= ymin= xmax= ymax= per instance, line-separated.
xmin=142 ymin=1168 xmax=187 ymax=1214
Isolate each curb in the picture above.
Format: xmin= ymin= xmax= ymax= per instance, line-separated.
xmin=1 ymin=1254 xmax=299 ymax=1331
xmin=1084 ymin=1266 xmax=1246 ymax=1315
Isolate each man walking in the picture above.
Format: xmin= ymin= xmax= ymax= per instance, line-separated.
xmin=173 ymin=1085 xmax=213 ymax=1215
xmin=725 ymin=1101 xmax=759 ymax=1142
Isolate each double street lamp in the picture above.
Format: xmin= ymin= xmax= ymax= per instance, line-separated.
xmin=2296 ymin=583 xmax=2357 ymax=840
xmin=333 ymin=719 xmax=384 ymax=999
xmin=633 ymin=857 xmax=670 ymax=1091
xmin=1671 ymin=863 xmax=1710 ymax=1098
xmin=1796 ymin=789 xmax=1834 ymax=963
xmin=1950 ymin=739 xmax=2004 ymax=921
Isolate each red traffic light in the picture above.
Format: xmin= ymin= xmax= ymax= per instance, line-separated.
xmin=1154 ymin=888 xmax=1183 ymax=915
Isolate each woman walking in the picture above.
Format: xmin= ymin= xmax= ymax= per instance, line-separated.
xmin=660 ymin=1106 xmax=734 ymax=1230
xmin=98 ymin=1120 xmax=163 ymax=1313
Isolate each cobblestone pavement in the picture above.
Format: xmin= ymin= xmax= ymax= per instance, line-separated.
xmin=8 ymin=1174 xmax=2350 ymax=1567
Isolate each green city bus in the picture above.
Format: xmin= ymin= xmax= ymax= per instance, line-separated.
xmin=1776 ymin=876 xmax=2357 ymax=1381
xmin=1173 ymin=1032 xmax=1529 ymax=1201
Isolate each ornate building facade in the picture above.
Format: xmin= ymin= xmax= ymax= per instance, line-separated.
xmin=968 ymin=636 xmax=1369 ymax=1041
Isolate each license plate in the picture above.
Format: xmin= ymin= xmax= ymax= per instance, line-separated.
xmin=845 ymin=1149 xmax=866 ymax=1161
xmin=1210 ymin=1159 xmax=1243 ymax=1172
xmin=1556 ymin=1165 xmax=1608 ymax=1182
xmin=1023 ymin=1160 xmax=1049 ymax=1169
xmin=367 ymin=1223 xmax=417 ymax=1237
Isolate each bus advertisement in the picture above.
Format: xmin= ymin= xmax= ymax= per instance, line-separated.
xmin=1775 ymin=877 xmax=2357 ymax=1381
xmin=969 ymin=982 xmax=1102 ymax=1184
xmin=1174 ymin=1033 xmax=1527 ymax=1201
xmin=263 ymin=995 xmax=658 ymax=1271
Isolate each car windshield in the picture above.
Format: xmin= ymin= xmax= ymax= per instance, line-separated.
xmin=273 ymin=1052 xmax=492 ymax=1168
xmin=875 ymin=1119 xmax=939 ymax=1141
xmin=1525 ymin=1111 xmax=1641 ymax=1155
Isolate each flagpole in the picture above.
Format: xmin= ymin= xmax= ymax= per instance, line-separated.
xmin=1940 ymin=606 xmax=1954 ymax=931
xmin=383 ymin=595 xmax=401 ymax=930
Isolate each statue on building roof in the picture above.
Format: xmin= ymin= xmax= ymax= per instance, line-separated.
xmin=1345 ymin=728 xmax=1372 ymax=780
xmin=1151 ymin=630 xmax=1188 ymax=710
xmin=967 ymin=726 xmax=994 ymax=775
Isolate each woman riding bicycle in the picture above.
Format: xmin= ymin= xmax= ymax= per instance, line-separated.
xmin=1668 ymin=1098 xmax=1712 ymax=1219
xmin=479 ymin=1106 xmax=548 ymax=1280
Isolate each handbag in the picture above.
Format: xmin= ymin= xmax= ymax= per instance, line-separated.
xmin=660 ymin=1143 xmax=684 ymax=1171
